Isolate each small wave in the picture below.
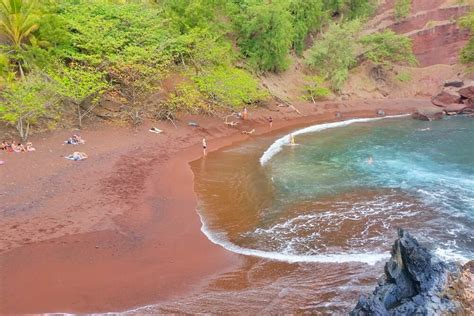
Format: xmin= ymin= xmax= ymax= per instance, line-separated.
xmin=259 ymin=115 xmax=409 ymax=166
xmin=434 ymin=248 xmax=471 ymax=265
xmin=198 ymin=211 xmax=389 ymax=265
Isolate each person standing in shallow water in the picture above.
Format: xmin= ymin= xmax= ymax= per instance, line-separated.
xmin=367 ymin=155 xmax=373 ymax=165
xmin=202 ymin=138 xmax=207 ymax=156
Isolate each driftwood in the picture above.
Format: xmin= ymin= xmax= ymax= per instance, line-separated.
xmin=224 ymin=121 xmax=239 ymax=127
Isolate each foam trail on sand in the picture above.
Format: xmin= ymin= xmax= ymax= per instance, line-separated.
xmin=260 ymin=115 xmax=409 ymax=166
xmin=198 ymin=211 xmax=389 ymax=266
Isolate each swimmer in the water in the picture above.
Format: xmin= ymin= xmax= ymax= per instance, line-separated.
xmin=367 ymin=156 xmax=373 ymax=165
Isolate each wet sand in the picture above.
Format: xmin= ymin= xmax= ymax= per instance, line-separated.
xmin=0 ymin=99 xmax=438 ymax=313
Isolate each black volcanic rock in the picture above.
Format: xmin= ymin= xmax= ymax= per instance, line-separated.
xmin=350 ymin=229 xmax=461 ymax=315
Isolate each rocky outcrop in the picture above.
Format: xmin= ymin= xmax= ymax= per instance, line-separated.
xmin=351 ymin=229 xmax=465 ymax=315
xmin=432 ymin=88 xmax=462 ymax=107
xmin=431 ymin=80 xmax=474 ymax=116
xmin=412 ymin=110 xmax=444 ymax=121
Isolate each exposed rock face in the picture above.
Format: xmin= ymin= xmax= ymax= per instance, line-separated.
xmin=351 ymin=229 xmax=464 ymax=315
xmin=432 ymin=88 xmax=462 ymax=107
xmin=459 ymin=84 xmax=474 ymax=100
xmin=431 ymin=80 xmax=474 ymax=116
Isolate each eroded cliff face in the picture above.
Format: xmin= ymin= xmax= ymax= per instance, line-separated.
xmin=374 ymin=0 xmax=471 ymax=66
xmin=342 ymin=0 xmax=472 ymax=100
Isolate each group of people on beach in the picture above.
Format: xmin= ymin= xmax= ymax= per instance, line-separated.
xmin=1 ymin=140 xmax=36 ymax=153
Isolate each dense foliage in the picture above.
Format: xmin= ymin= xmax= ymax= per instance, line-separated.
xmin=307 ymin=23 xmax=416 ymax=91
xmin=0 ymin=0 xmax=412 ymax=139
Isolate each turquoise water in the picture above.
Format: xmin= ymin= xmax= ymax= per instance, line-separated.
xmin=255 ymin=116 xmax=474 ymax=260
xmin=197 ymin=116 xmax=474 ymax=263
xmin=139 ymin=116 xmax=473 ymax=314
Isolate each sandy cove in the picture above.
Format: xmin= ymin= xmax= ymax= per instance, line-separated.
xmin=0 ymin=99 xmax=438 ymax=313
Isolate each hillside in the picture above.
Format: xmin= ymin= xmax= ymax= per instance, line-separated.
xmin=0 ymin=0 xmax=472 ymax=140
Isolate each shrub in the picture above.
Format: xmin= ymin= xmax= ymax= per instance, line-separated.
xmin=194 ymin=66 xmax=268 ymax=108
xmin=360 ymin=30 xmax=417 ymax=66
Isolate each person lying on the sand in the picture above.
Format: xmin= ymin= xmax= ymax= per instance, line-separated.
xmin=1 ymin=140 xmax=8 ymax=151
xmin=12 ymin=143 xmax=26 ymax=153
xmin=65 ymin=134 xmax=85 ymax=145
xmin=65 ymin=152 xmax=88 ymax=161
xmin=26 ymin=142 xmax=36 ymax=152
xmin=149 ymin=127 xmax=163 ymax=134
xmin=241 ymin=129 xmax=255 ymax=135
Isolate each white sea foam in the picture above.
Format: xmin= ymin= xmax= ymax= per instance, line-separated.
xmin=198 ymin=211 xmax=389 ymax=266
xmin=435 ymin=248 xmax=471 ymax=265
xmin=259 ymin=115 xmax=409 ymax=166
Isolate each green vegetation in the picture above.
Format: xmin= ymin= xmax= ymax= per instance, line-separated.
xmin=307 ymin=20 xmax=362 ymax=91
xmin=394 ymin=0 xmax=411 ymax=21
xmin=396 ymin=71 xmax=412 ymax=83
xmin=459 ymin=12 xmax=474 ymax=64
xmin=303 ymin=75 xmax=331 ymax=103
xmin=0 ymin=0 xmax=410 ymax=139
xmin=360 ymin=30 xmax=417 ymax=66
xmin=307 ymin=24 xmax=416 ymax=91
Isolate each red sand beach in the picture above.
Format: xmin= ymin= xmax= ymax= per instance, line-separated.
xmin=0 ymin=99 xmax=438 ymax=313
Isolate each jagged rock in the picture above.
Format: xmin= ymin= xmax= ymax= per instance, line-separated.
xmin=458 ymin=84 xmax=474 ymax=99
xmin=412 ymin=110 xmax=444 ymax=121
xmin=350 ymin=229 xmax=461 ymax=316
xmin=431 ymin=88 xmax=462 ymax=107
xmin=443 ymin=80 xmax=464 ymax=88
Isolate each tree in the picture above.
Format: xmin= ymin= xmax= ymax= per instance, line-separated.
xmin=360 ymin=30 xmax=417 ymax=66
xmin=303 ymin=75 xmax=330 ymax=103
xmin=307 ymin=20 xmax=362 ymax=91
xmin=231 ymin=0 xmax=294 ymax=72
xmin=51 ymin=65 xmax=108 ymax=128
xmin=0 ymin=71 xmax=57 ymax=141
xmin=0 ymin=0 xmax=41 ymax=77
xmin=289 ymin=0 xmax=324 ymax=55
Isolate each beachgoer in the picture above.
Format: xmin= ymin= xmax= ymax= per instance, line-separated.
xmin=26 ymin=142 xmax=36 ymax=152
xmin=290 ymin=134 xmax=295 ymax=145
xmin=1 ymin=141 xmax=7 ymax=151
xmin=73 ymin=135 xmax=85 ymax=144
xmin=243 ymin=107 xmax=248 ymax=120
xmin=202 ymin=138 xmax=207 ymax=156
xmin=367 ymin=156 xmax=373 ymax=165
xmin=268 ymin=116 xmax=273 ymax=128
xmin=66 ymin=152 xmax=88 ymax=161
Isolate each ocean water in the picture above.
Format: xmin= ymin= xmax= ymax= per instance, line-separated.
xmin=136 ymin=116 xmax=473 ymax=314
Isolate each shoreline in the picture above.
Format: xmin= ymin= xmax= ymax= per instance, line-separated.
xmin=0 ymin=99 xmax=439 ymax=313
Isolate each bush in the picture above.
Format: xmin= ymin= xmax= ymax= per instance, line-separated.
xmin=194 ymin=66 xmax=268 ymax=108
xmin=303 ymin=75 xmax=331 ymax=102
xmin=459 ymin=12 xmax=474 ymax=64
xmin=360 ymin=30 xmax=417 ymax=66
xmin=396 ymin=71 xmax=412 ymax=82
xmin=394 ymin=0 xmax=411 ymax=21
xmin=307 ymin=20 xmax=362 ymax=91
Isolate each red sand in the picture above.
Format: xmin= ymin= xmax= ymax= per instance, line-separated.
xmin=0 ymin=99 xmax=438 ymax=313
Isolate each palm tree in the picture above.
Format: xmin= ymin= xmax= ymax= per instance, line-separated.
xmin=0 ymin=0 xmax=39 ymax=77
xmin=0 ymin=0 xmax=39 ymax=48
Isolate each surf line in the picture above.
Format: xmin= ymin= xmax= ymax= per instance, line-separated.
xmin=198 ymin=212 xmax=390 ymax=265
xmin=260 ymin=115 xmax=409 ymax=166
